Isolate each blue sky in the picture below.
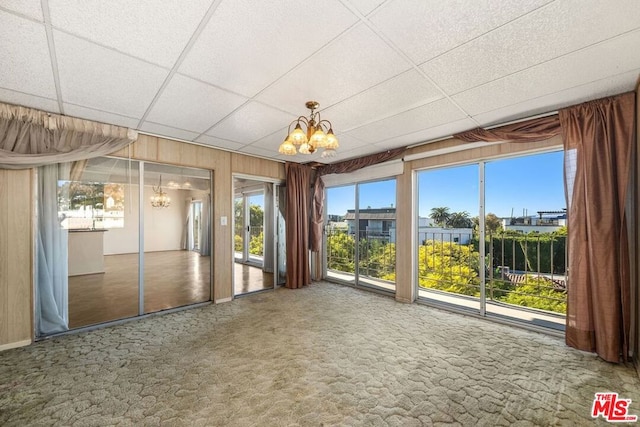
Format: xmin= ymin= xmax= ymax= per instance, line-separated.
xmin=326 ymin=150 xmax=566 ymax=219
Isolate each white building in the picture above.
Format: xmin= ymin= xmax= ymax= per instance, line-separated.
xmin=344 ymin=208 xmax=395 ymax=242
xmin=502 ymin=210 xmax=566 ymax=234
xmin=417 ymin=217 xmax=473 ymax=245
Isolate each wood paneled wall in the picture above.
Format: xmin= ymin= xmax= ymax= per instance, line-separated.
xmin=395 ymin=165 xmax=413 ymax=303
xmin=0 ymin=169 xmax=33 ymax=349
xmin=232 ymin=153 xmax=286 ymax=181
xmin=110 ymin=134 xmax=284 ymax=303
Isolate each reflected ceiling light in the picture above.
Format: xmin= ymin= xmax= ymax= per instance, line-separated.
xmin=279 ymin=101 xmax=339 ymax=159
xmin=150 ymin=175 xmax=171 ymax=208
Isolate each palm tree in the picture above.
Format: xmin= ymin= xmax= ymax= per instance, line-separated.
xmin=429 ymin=207 xmax=451 ymax=227
xmin=448 ymin=211 xmax=473 ymax=228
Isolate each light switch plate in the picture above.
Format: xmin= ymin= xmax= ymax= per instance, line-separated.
xmin=220 ymin=216 xmax=227 ymax=226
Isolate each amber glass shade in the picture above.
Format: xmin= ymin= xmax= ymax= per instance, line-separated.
xmin=278 ymin=139 xmax=297 ymax=155
xmin=325 ymin=129 xmax=339 ymax=149
xmin=289 ymin=123 xmax=308 ymax=145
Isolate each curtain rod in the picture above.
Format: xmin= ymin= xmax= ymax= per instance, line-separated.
xmin=485 ymin=110 xmax=559 ymax=130
xmin=407 ymin=109 xmax=559 ymax=150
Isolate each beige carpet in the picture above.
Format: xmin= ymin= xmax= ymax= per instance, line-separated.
xmin=1 ymin=282 xmax=638 ymax=426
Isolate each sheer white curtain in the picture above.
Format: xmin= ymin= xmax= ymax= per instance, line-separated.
xmin=199 ymin=194 xmax=211 ymax=256
xmin=276 ymin=185 xmax=287 ymax=284
xmin=181 ymin=197 xmax=192 ymax=250
xmin=36 ymin=163 xmax=70 ymax=335
xmin=263 ymin=183 xmax=274 ymax=273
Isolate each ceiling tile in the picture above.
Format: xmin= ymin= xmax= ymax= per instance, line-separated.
xmin=347 ymin=99 xmax=467 ymax=143
xmin=321 ymin=69 xmax=444 ymax=131
xmin=273 ymin=154 xmax=296 ymax=163
xmin=248 ymin=127 xmax=289 ymax=152
xmin=206 ymin=101 xmax=295 ymax=144
xmin=179 ymin=0 xmax=358 ymax=98
xmin=195 ymin=134 xmax=247 ymax=152
xmin=346 ymin=0 xmax=388 ymax=16
xmin=369 ymin=0 xmax=551 ymax=64
xmin=140 ymin=121 xmax=200 ymax=142
xmin=473 ymin=69 xmax=640 ymax=127
xmin=322 ymin=145 xmax=381 ymax=164
xmin=373 ymin=118 xmax=478 ymax=149
xmin=453 ymin=29 xmax=640 ymax=115
xmin=238 ymin=145 xmax=280 ymax=159
xmin=48 ymin=0 xmax=213 ymax=67
xmin=0 ymin=0 xmax=43 ymax=21
xmin=0 ymin=1 xmax=637 ymax=165
xmin=63 ymin=103 xmax=140 ymax=129
xmin=55 ymin=30 xmax=169 ymax=118
xmin=0 ymin=11 xmax=57 ymax=98
xmin=256 ymin=23 xmax=412 ymax=114
xmin=146 ymin=74 xmax=247 ymax=134
xmin=422 ymin=0 xmax=640 ymax=95
xmin=0 ymin=88 xmax=59 ymax=113
xmin=333 ymin=133 xmax=370 ymax=151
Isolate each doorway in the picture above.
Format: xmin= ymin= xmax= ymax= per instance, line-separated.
xmin=324 ymin=179 xmax=397 ymax=294
xmin=415 ymin=151 xmax=567 ymax=331
xmin=233 ymin=176 xmax=283 ymax=296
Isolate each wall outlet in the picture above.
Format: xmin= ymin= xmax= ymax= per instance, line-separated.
xmin=220 ymin=216 xmax=227 ymax=226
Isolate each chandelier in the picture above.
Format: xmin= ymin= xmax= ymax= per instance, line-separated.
xmin=150 ymin=175 xmax=171 ymax=208
xmin=278 ymin=101 xmax=339 ymax=158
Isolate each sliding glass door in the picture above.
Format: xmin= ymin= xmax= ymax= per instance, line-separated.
xmin=484 ymin=152 xmax=566 ymax=330
xmin=36 ymin=157 xmax=212 ymax=336
xmin=143 ymin=163 xmax=211 ymax=314
xmin=416 ymin=165 xmax=480 ymax=312
xmin=325 ymin=185 xmax=356 ymax=285
xmin=64 ymin=158 xmax=140 ymax=329
xmin=233 ymin=177 xmax=280 ymax=295
xmin=325 ymin=179 xmax=396 ymax=293
xmin=234 ymin=190 xmax=264 ymax=266
xmin=357 ymin=180 xmax=396 ymax=292
xmin=414 ymin=150 xmax=567 ymax=330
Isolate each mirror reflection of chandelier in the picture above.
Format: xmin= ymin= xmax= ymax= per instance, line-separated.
xmin=150 ymin=175 xmax=171 ymax=208
xmin=278 ymin=101 xmax=339 ymax=158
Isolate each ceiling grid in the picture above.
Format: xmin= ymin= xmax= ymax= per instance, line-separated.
xmin=0 ymin=0 xmax=637 ymax=163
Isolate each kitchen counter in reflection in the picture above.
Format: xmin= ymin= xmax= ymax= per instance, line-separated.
xmin=68 ymin=229 xmax=107 ymax=276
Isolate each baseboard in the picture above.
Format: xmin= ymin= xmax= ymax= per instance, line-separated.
xmin=395 ymin=296 xmax=413 ymax=304
xmin=0 ymin=339 xmax=32 ymax=352
xmin=215 ymin=297 xmax=233 ymax=303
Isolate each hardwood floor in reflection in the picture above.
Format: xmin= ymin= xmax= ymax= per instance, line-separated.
xmin=234 ymin=262 xmax=274 ymax=296
xmin=69 ymin=251 xmax=210 ymax=328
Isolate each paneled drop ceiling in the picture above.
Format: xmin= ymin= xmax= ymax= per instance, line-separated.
xmin=1 ymin=0 xmax=639 ymax=163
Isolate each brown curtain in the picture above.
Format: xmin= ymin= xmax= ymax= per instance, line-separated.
xmin=560 ymin=92 xmax=636 ymax=363
xmin=0 ymin=102 xmax=137 ymax=169
xmin=454 ymin=115 xmax=561 ymax=143
xmin=317 ymin=147 xmax=405 ymax=175
xmin=285 ymin=162 xmax=312 ymax=289
xmin=309 ymin=147 xmax=405 ymax=251
xmin=310 ymin=176 xmax=325 ymax=252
